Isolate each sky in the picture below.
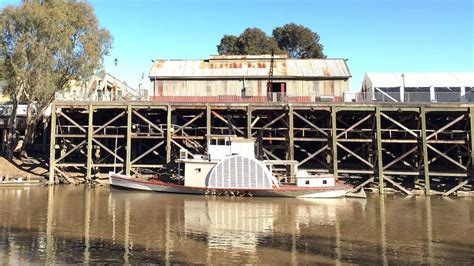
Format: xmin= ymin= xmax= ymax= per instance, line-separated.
xmin=1 ymin=0 xmax=473 ymax=91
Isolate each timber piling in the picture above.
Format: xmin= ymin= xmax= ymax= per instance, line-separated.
xmin=49 ymin=101 xmax=474 ymax=195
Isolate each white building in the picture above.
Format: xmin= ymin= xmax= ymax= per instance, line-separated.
xmin=360 ymin=72 xmax=474 ymax=102
xmin=55 ymin=72 xmax=140 ymax=101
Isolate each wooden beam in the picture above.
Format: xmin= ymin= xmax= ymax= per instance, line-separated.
xmin=383 ymin=146 xmax=418 ymax=170
xmin=93 ymin=110 xmax=126 ymax=134
xmin=251 ymin=112 xmax=287 ymax=136
xmin=166 ymin=105 xmax=172 ymax=163
xmin=470 ymin=107 xmax=474 ymax=180
xmin=376 ymin=107 xmax=384 ymax=194
xmin=297 ymin=145 xmax=328 ymax=166
xmin=420 ymin=106 xmax=431 ymax=195
xmin=440 ymin=108 xmax=474 ymax=195
xmin=247 ymin=105 xmax=252 ymax=138
xmin=443 ymin=179 xmax=470 ymax=196
xmin=293 ymin=111 xmax=328 ymax=136
xmin=126 ymin=105 xmax=132 ymax=176
xmin=211 ymin=110 xmax=245 ymax=135
xmin=426 ymin=114 xmax=466 ymax=140
xmin=206 ymin=104 xmax=211 ymax=137
xmin=55 ymin=140 xmax=87 ymax=164
xmin=131 ymin=140 xmax=165 ymax=164
xmin=337 ymin=142 xmax=374 ymax=168
xmin=348 ymin=177 xmax=374 ymax=192
xmin=263 ymin=147 xmax=281 ymax=160
xmin=380 ymin=112 xmax=418 ymax=138
xmin=133 ymin=109 xmax=164 ymax=134
xmin=427 ymin=144 xmax=467 ymax=171
xmin=86 ymin=105 xmax=94 ymax=182
xmin=331 ymin=106 xmax=338 ymax=177
xmin=336 ymin=113 xmax=372 ymax=139
xmin=170 ymin=139 xmax=192 ymax=157
xmin=173 ymin=112 xmax=204 ymax=135
xmin=92 ymin=139 xmax=124 ymax=162
xmin=58 ymin=111 xmax=87 ymax=133
xmin=49 ymin=103 xmax=57 ymax=185
xmin=288 ymin=104 xmax=295 ymax=181
xmin=384 ymin=176 xmax=412 ymax=195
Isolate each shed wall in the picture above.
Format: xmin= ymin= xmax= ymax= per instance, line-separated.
xmin=153 ymin=79 xmax=349 ymax=98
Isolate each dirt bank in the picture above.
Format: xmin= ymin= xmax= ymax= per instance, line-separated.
xmin=0 ymin=155 xmax=48 ymax=180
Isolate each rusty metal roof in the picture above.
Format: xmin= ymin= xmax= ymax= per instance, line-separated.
xmin=149 ymin=55 xmax=350 ymax=80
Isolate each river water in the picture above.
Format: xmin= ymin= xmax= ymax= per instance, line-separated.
xmin=0 ymin=186 xmax=472 ymax=264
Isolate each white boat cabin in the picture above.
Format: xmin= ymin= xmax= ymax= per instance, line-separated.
xmin=296 ymin=170 xmax=335 ymax=187
xmin=207 ymin=135 xmax=255 ymax=160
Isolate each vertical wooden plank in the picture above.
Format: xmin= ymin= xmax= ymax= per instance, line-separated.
xmin=469 ymin=107 xmax=474 ymax=181
xmin=48 ymin=103 xmax=57 ymax=185
xmin=86 ymin=104 xmax=94 ymax=182
xmin=331 ymin=106 xmax=338 ymax=178
xmin=246 ymin=104 xmax=252 ymax=138
xmin=125 ymin=104 xmax=132 ymax=176
xmin=166 ymin=104 xmax=172 ymax=163
xmin=420 ymin=106 xmax=431 ymax=195
xmin=288 ymin=104 xmax=295 ymax=182
xmin=206 ymin=104 xmax=211 ymax=137
xmin=376 ymin=106 xmax=384 ymax=194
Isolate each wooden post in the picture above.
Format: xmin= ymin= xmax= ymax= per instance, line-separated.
xmin=469 ymin=107 xmax=474 ymax=181
xmin=206 ymin=104 xmax=211 ymax=137
xmin=247 ymin=105 xmax=252 ymax=138
xmin=288 ymin=104 xmax=295 ymax=182
xmin=420 ymin=106 xmax=431 ymax=195
xmin=331 ymin=106 xmax=338 ymax=178
xmin=376 ymin=106 xmax=384 ymax=194
xmin=125 ymin=104 xmax=132 ymax=176
xmin=48 ymin=103 xmax=57 ymax=185
xmin=86 ymin=104 xmax=94 ymax=182
xmin=166 ymin=104 xmax=172 ymax=163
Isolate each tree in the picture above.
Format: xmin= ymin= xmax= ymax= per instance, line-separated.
xmin=237 ymin=28 xmax=281 ymax=55
xmin=272 ymin=23 xmax=325 ymax=58
xmin=0 ymin=0 xmax=112 ymax=160
xmin=217 ymin=35 xmax=239 ymax=55
xmin=216 ymin=23 xmax=325 ymax=58
xmin=216 ymin=28 xmax=283 ymax=56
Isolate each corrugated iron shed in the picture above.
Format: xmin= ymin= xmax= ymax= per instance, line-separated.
xmin=365 ymin=72 xmax=474 ymax=88
xmin=149 ymin=55 xmax=351 ymax=80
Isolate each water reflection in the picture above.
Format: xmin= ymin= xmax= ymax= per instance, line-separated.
xmin=0 ymin=187 xmax=472 ymax=264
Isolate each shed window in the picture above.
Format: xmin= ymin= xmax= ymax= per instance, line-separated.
xmin=322 ymin=180 xmax=327 ymax=185
xmin=305 ymin=180 xmax=310 ymax=185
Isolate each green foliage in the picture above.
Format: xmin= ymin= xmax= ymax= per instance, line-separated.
xmin=236 ymin=28 xmax=282 ymax=55
xmin=0 ymin=0 xmax=112 ymax=158
xmin=217 ymin=35 xmax=239 ymax=55
xmin=0 ymin=0 xmax=112 ymax=103
xmin=217 ymin=28 xmax=283 ymax=56
xmin=217 ymin=23 xmax=325 ymax=58
xmin=273 ymin=23 xmax=325 ymax=59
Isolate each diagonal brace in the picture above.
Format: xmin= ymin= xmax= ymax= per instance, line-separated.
xmin=427 ymin=114 xmax=466 ymax=140
xmin=336 ymin=113 xmax=372 ymax=139
xmin=94 ymin=111 xmax=126 ymax=134
xmin=133 ymin=110 xmax=164 ymax=134
xmin=294 ymin=111 xmax=328 ymax=136
xmin=131 ymin=140 xmax=165 ymax=164
xmin=427 ymin=144 xmax=467 ymax=170
xmin=337 ymin=142 xmax=373 ymax=168
xmin=58 ymin=111 xmax=87 ymax=133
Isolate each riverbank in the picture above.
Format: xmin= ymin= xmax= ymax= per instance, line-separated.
xmin=0 ymin=154 xmax=48 ymax=181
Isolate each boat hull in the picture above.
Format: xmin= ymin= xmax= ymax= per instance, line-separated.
xmin=109 ymin=173 xmax=351 ymax=198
